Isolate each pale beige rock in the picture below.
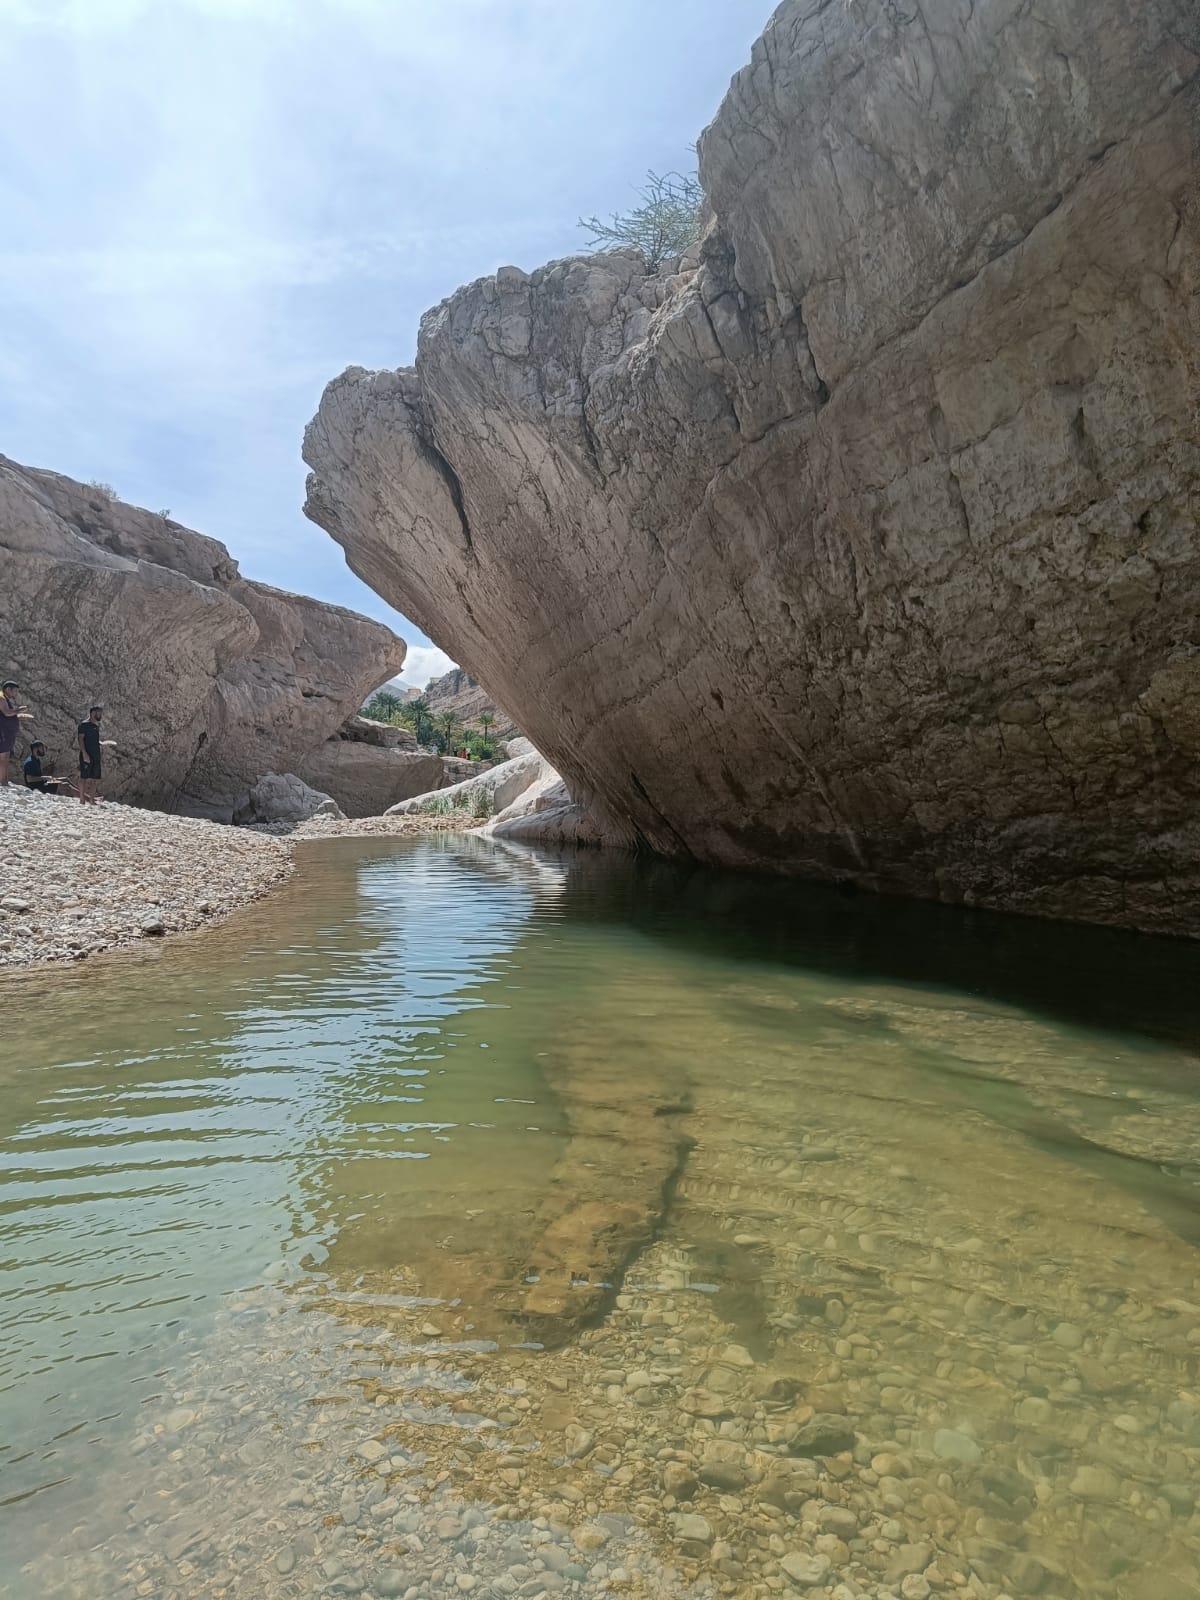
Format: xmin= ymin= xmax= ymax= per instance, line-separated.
xmin=387 ymin=750 xmax=548 ymax=818
xmin=300 ymin=739 xmax=443 ymax=818
xmin=236 ymin=773 xmax=344 ymax=827
xmin=486 ymin=762 xmax=631 ymax=851
xmin=439 ymin=756 xmax=488 ymax=786
xmin=339 ymin=714 xmax=419 ymax=752
xmin=0 ymin=456 xmax=405 ymax=819
xmin=304 ymin=0 xmax=1200 ymax=936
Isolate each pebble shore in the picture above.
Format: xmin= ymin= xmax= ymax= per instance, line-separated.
xmin=0 ymin=787 xmax=479 ymax=971
xmin=292 ymin=812 xmax=483 ymax=841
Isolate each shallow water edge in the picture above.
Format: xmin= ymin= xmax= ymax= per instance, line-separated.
xmin=2 ymin=835 xmax=1199 ymax=1600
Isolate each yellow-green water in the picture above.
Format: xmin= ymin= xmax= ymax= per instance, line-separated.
xmin=2 ymin=835 xmax=1199 ymax=1600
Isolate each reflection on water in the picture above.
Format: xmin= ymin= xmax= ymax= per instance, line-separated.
xmin=2 ymin=836 xmax=1199 ymax=1600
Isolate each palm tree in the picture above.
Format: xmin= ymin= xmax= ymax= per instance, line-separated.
xmin=401 ymin=697 xmax=434 ymax=745
xmin=438 ymin=711 xmax=459 ymax=753
xmin=479 ymin=711 xmax=494 ymax=741
xmin=364 ymin=689 xmax=401 ymax=722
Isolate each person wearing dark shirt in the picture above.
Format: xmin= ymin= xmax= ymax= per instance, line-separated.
xmin=77 ymin=704 xmax=116 ymax=805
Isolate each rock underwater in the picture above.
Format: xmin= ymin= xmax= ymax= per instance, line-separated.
xmin=0 ymin=455 xmax=405 ymax=817
xmin=304 ymin=0 xmax=1200 ymax=936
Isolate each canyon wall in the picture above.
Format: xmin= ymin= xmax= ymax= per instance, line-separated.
xmin=1 ymin=456 xmax=405 ymax=816
xmin=304 ymin=0 xmax=1200 ymax=935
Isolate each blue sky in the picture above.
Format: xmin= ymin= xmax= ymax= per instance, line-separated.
xmin=0 ymin=0 xmax=770 ymax=687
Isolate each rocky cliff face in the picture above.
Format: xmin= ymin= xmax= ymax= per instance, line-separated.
xmin=425 ymin=668 xmax=520 ymax=739
xmin=1 ymin=456 xmax=405 ymax=816
xmin=304 ymin=0 xmax=1200 ymax=936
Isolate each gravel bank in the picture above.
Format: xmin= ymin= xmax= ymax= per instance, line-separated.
xmin=290 ymin=811 xmax=483 ymax=841
xmin=0 ymin=786 xmax=291 ymax=969
xmin=0 ymin=789 xmax=487 ymax=970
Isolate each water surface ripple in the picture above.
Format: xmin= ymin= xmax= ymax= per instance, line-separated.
xmin=2 ymin=835 xmax=1199 ymax=1600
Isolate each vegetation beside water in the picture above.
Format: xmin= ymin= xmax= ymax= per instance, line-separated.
xmin=417 ymin=787 xmax=493 ymax=820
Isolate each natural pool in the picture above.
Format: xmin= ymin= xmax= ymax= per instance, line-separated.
xmin=2 ymin=834 xmax=1199 ymax=1600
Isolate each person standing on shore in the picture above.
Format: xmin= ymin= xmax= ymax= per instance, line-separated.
xmin=77 ymin=705 xmax=116 ymax=805
xmin=0 ymin=680 xmax=34 ymax=786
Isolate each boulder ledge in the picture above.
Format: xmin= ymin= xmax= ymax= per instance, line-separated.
xmin=304 ymin=0 xmax=1199 ymax=935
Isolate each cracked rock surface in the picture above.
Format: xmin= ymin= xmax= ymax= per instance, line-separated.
xmin=304 ymin=0 xmax=1200 ymax=935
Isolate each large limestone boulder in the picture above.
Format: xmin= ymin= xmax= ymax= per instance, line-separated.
xmin=339 ymin=714 xmax=420 ymax=751
xmin=0 ymin=457 xmax=406 ymax=817
xmin=236 ymin=773 xmax=344 ymax=827
xmin=304 ymin=0 xmax=1200 ymax=936
xmin=300 ymin=738 xmax=443 ymax=818
xmin=387 ymin=749 xmax=547 ymax=819
xmin=487 ymin=765 xmax=628 ymax=850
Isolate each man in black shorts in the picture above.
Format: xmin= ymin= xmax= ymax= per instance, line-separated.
xmin=77 ymin=704 xmax=115 ymax=804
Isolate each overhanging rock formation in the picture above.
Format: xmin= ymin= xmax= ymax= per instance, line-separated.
xmin=304 ymin=0 xmax=1200 ymax=935
xmin=1 ymin=456 xmax=405 ymax=816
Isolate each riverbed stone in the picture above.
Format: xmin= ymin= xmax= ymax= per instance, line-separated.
xmin=371 ymin=1568 xmax=409 ymax=1593
xmin=1069 ymin=1465 xmax=1120 ymax=1501
xmin=572 ymin=1523 xmax=608 ymax=1552
xmin=564 ymin=1425 xmax=594 ymax=1459
xmin=663 ymin=1463 xmax=699 ymax=1499
xmin=887 ymin=1544 xmax=933 ymax=1582
xmin=781 ymin=1552 xmax=832 ymax=1587
xmin=699 ymin=1460 xmax=748 ymax=1492
xmin=1052 ymin=1322 xmax=1084 ymax=1349
xmin=679 ymin=1387 xmax=732 ymax=1419
xmin=789 ymin=1415 xmax=856 ymax=1457
xmin=933 ymin=1429 xmax=982 ymax=1465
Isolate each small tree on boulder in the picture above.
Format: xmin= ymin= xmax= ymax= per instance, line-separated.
xmin=579 ymin=169 xmax=703 ymax=270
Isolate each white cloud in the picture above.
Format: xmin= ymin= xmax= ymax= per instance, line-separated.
xmin=0 ymin=0 xmax=768 ymax=650
xmin=403 ymin=644 xmax=458 ymax=690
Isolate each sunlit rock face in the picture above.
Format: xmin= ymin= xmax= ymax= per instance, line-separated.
xmin=425 ymin=667 xmax=520 ymax=739
xmin=304 ymin=0 xmax=1200 ymax=936
xmin=300 ymin=736 xmax=444 ymax=818
xmin=0 ymin=455 xmax=405 ymax=816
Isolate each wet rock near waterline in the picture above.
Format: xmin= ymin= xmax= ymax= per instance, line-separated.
xmin=0 ymin=785 xmax=290 ymax=970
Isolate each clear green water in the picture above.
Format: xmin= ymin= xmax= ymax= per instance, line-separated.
xmin=2 ymin=835 xmax=1200 ymax=1599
